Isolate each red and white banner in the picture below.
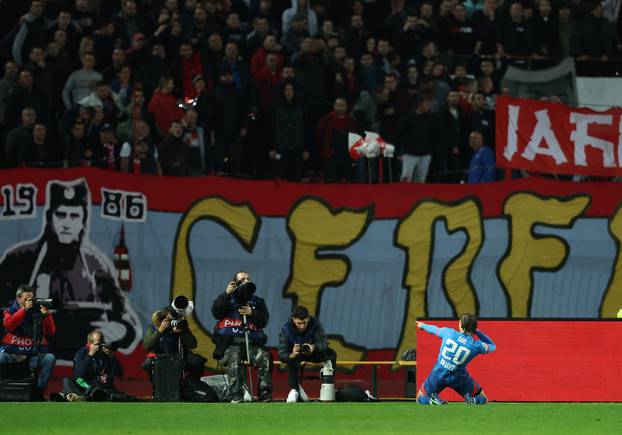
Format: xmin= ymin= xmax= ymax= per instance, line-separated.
xmin=496 ymin=96 xmax=622 ymax=177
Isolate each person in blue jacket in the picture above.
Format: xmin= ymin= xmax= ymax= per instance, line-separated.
xmin=467 ymin=131 xmax=496 ymax=183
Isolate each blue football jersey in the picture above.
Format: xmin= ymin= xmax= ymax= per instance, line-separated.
xmin=424 ymin=325 xmax=495 ymax=373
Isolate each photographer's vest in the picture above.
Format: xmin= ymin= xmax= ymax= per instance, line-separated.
xmin=145 ymin=325 xmax=181 ymax=356
xmin=215 ymin=295 xmax=266 ymax=344
xmin=281 ymin=316 xmax=319 ymax=347
xmin=1 ymin=303 xmax=50 ymax=355
xmin=74 ymin=346 xmax=117 ymax=386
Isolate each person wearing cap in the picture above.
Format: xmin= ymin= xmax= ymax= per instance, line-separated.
xmin=0 ymin=179 xmax=142 ymax=361
xmin=87 ymin=123 xmax=119 ymax=170
xmin=131 ymin=136 xmax=162 ymax=175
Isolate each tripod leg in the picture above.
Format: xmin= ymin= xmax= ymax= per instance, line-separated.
xmin=242 ymin=314 xmax=254 ymax=400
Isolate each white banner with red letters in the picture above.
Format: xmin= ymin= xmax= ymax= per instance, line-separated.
xmin=496 ymin=96 xmax=622 ymax=177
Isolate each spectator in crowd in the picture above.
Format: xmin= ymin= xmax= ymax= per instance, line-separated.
xmin=147 ymin=76 xmax=184 ymax=137
xmin=343 ymin=13 xmax=368 ymax=61
xmin=72 ymin=0 xmax=97 ymax=36
xmin=0 ymin=61 xmax=19 ymax=123
xmin=113 ymin=0 xmax=148 ymax=49
xmin=572 ymin=0 xmax=617 ymax=76
xmin=440 ymin=3 xmax=476 ymax=56
xmin=159 ymin=120 xmax=189 ymax=176
xmin=61 ymin=119 xmax=88 ymax=166
xmin=533 ymin=0 xmax=561 ymax=61
xmin=270 ymin=81 xmax=307 ymax=180
xmin=57 ymin=102 xmax=94 ymax=138
xmin=173 ymin=41 xmax=209 ymax=103
xmin=213 ymin=41 xmax=253 ymax=106
xmin=291 ymin=36 xmax=331 ymax=169
xmin=464 ymin=92 xmax=495 ymax=150
xmin=316 ymin=97 xmax=358 ymax=182
xmin=109 ymin=66 xmax=135 ymax=107
xmin=24 ymin=46 xmax=54 ymax=118
xmin=375 ymin=38 xmax=393 ymax=74
xmin=467 ymin=131 xmax=495 ymax=183
xmin=45 ymin=41 xmax=75 ymax=118
xmin=246 ymin=16 xmax=273 ymax=56
xmin=224 ymin=13 xmax=247 ymax=53
xmin=10 ymin=0 xmax=48 ymax=66
xmin=394 ymin=97 xmax=439 ymax=183
xmin=79 ymin=80 xmax=123 ymax=123
xmin=101 ymin=48 xmax=128 ymax=84
xmin=436 ymin=91 xmax=467 ymax=183
xmin=141 ymin=43 xmax=172 ymax=100
xmin=126 ymin=136 xmax=162 ymax=175
xmin=472 ymin=0 xmax=499 ymax=56
xmin=4 ymin=107 xmax=37 ymax=167
xmin=46 ymin=10 xmax=80 ymax=58
xmin=31 ymin=122 xmax=60 ymax=167
xmin=250 ymin=34 xmax=284 ymax=79
xmin=62 ymin=52 xmax=102 ymax=109
xmin=358 ymin=52 xmax=383 ymax=93
xmin=4 ymin=69 xmax=48 ymax=130
xmin=281 ymin=14 xmax=310 ymax=56
xmin=87 ymin=123 xmax=118 ymax=170
xmin=333 ymin=55 xmax=359 ymax=105
xmin=116 ymin=89 xmax=156 ymax=144
xmin=181 ymin=107 xmax=210 ymax=175
xmin=282 ymin=0 xmax=318 ymax=36
xmin=498 ymin=1 xmax=535 ymax=66
xmin=558 ymin=2 xmax=576 ymax=58
xmin=211 ymin=68 xmax=248 ymax=175
xmin=119 ymin=120 xmax=153 ymax=171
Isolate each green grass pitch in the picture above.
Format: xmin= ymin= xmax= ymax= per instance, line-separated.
xmin=2 ymin=402 xmax=620 ymax=434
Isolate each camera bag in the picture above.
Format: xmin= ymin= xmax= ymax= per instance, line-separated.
xmin=0 ymin=378 xmax=37 ymax=401
xmin=153 ymin=354 xmax=183 ymax=402
xmin=0 ymin=361 xmax=36 ymax=402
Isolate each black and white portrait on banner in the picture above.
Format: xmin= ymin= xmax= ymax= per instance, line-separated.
xmin=0 ymin=178 xmax=141 ymax=361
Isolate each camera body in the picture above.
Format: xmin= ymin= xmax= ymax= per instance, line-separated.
xmin=233 ymin=281 xmax=256 ymax=307
xmin=32 ymin=297 xmax=55 ymax=311
xmin=300 ymin=343 xmax=312 ymax=354
xmin=170 ymin=318 xmax=187 ymax=329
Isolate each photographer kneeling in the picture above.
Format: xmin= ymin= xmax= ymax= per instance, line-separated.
xmin=279 ymin=305 xmax=337 ymax=403
xmin=142 ymin=307 xmax=206 ymax=387
xmin=212 ymin=271 xmax=272 ymax=403
xmin=0 ymin=285 xmax=56 ymax=400
xmin=62 ymin=329 xmax=132 ymax=401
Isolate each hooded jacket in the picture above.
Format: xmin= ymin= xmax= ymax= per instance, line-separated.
xmin=282 ymin=0 xmax=318 ymax=36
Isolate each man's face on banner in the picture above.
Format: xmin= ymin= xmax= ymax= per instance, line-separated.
xmin=52 ymin=205 xmax=84 ymax=244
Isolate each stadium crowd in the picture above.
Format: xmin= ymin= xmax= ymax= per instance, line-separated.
xmin=0 ymin=0 xmax=620 ymax=182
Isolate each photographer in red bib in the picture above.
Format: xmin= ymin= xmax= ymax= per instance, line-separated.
xmin=211 ymin=271 xmax=273 ymax=403
xmin=0 ymin=284 xmax=56 ymax=399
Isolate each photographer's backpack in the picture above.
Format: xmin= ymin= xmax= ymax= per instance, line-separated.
xmin=0 ymin=362 xmax=37 ymax=402
xmin=153 ymin=354 xmax=183 ymax=402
